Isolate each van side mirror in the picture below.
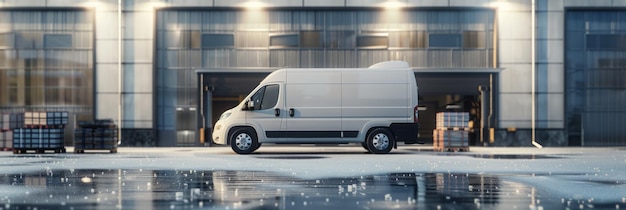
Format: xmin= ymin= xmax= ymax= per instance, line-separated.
xmin=243 ymin=100 xmax=255 ymax=111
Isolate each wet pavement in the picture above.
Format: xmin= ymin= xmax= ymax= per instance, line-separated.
xmin=0 ymin=146 xmax=625 ymax=209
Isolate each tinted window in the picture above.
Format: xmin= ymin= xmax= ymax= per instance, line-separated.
xmin=261 ymin=84 xmax=279 ymax=109
xmin=357 ymin=35 xmax=388 ymax=48
xmin=429 ymin=33 xmax=461 ymax=48
xmin=202 ymin=34 xmax=234 ymax=48
xmin=250 ymin=86 xmax=266 ymax=110
xmin=250 ymin=84 xmax=280 ymax=110
xmin=270 ymin=34 xmax=298 ymax=48
xmin=44 ymin=34 xmax=72 ymax=49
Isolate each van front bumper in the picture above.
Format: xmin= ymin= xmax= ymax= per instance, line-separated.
xmin=212 ymin=122 xmax=228 ymax=145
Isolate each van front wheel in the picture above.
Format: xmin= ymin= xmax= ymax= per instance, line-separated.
xmin=230 ymin=128 xmax=259 ymax=154
xmin=366 ymin=128 xmax=394 ymax=154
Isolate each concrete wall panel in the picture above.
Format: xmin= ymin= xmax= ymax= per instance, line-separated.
xmin=96 ymin=93 xmax=120 ymax=121
xmin=95 ymin=11 xmax=120 ymax=40
xmin=499 ymin=64 xmax=532 ymax=93
xmin=123 ymin=93 xmax=153 ymax=128
xmin=96 ymin=64 xmax=120 ymax=93
xmin=96 ymin=40 xmax=120 ymax=63
xmin=124 ymin=40 xmax=153 ymax=63
xmin=497 ymin=11 xmax=531 ymax=40
xmin=499 ymin=40 xmax=532 ymax=64
xmin=499 ymin=93 xmax=532 ymax=128
xmin=125 ymin=12 xmax=154 ymax=40
xmin=537 ymin=40 xmax=564 ymax=63
xmin=123 ymin=64 xmax=153 ymax=93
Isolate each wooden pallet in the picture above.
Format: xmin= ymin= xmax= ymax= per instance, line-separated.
xmin=13 ymin=148 xmax=66 ymax=154
xmin=74 ymin=148 xmax=117 ymax=153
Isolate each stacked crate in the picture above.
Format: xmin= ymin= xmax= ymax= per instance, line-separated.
xmin=1 ymin=113 xmax=12 ymax=151
xmin=12 ymin=128 xmax=65 ymax=153
xmin=433 ymin=112 xmax=470 ymax=152
xmin=74 ymin=119 xmax=118 ymax=153
xmin=11 ymin=112 xmax=69 ymax=154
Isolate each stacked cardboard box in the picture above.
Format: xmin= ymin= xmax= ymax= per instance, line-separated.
xmin=74 ymin=119 xmax=118 ymax=153
xmin=23 ymin=112 xmax=69 ymax=127
xmin=433 ymin=112 xmax=470 ymax=152
xmin=436 ymin=112 xmax=469 ymax=129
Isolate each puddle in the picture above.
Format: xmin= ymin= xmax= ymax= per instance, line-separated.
xmin=470 ymin=154 xmax=563 ymax=159
xmin=0 ymin=169 xmax=623 ymax=209
xmin=254 ymin=155 xmax=327 ymax=160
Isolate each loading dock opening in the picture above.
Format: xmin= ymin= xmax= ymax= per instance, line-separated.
xmin=197 ymin=69 xmax=499 ymax=147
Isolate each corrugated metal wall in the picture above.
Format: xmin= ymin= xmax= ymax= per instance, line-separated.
xmin=155 ymin=9 xmax=495 ymax=146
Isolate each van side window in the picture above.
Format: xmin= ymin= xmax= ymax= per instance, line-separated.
xmin=250 ymin=84 xmax=279 ymax=110
xmin=261 ymin=84 xmax=279 ymax=109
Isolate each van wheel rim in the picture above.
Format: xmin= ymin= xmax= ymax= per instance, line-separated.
xmin=235 ymin=133 xmax=252 ymax=151
xmin=372 ymin=133 xmax=389 ymax=150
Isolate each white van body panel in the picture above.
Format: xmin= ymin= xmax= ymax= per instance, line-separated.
xmin=212 ymin=61 xmax=419 ymax=148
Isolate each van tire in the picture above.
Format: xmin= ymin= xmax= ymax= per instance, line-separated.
xmin=230 ymin=128 xmax=259 ymax=154
xmin=366 ymin=128 xmax=394 ymax=154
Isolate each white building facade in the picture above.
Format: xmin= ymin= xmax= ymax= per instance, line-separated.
xmin=1 ymin=0 xmax=624 ymax=147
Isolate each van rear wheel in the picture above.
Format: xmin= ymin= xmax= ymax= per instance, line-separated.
xmin=230 ymin=128 xmax=259 ymax=154
xmin=366 ymin=128 xmax=394 ymax=154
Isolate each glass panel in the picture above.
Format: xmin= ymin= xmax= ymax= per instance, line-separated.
xmin=429 ymin=33 xmax=462 ymax=48
xmin=270 ymin=34 xmax=299 ymax=48
xmin=463 ymin=31 xmax=485 ymax=49
xmin=261 ymin=84 xmax=279 ymax=109
xmin=300 ymin=31 xmax=322 ymax=48
xmin=566 ymin=10 xmax=626 ymax=146
xmin=357 ymin=35 xmax=388 ymax=49
xmin=202 ymin=34 xmax=234 ymax=48
xmin=586 ymin=34 xmax=626 ymax=50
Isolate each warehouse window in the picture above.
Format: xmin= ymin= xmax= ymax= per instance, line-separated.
xmin=463 ymin=31 xmax=485 ymax=49
xmin=44 ymin=34 xmax=72 ymax=49
xmin=357 ymin=34 xmax=388 ymax=49
xmin=429 ymin=33 xmax=461 ymax=48
xmin=586 ymin=34 xmax=626 ymax=50
xmin=300 ymin=31 xmax=323 ymax=48
xmin=202 ymin=34 xmax=234 ymax=48
xmin=270 ymin=34 xmax=299 ymax=48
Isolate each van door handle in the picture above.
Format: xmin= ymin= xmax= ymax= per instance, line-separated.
xmin=274 ymin=108 xmax=280 ymax=117
xmin=289 ymin=108 xmax=295 ymax=117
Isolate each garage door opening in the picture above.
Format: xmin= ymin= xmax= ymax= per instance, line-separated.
xmin=415 ymin=71 xmax=498 ymax=146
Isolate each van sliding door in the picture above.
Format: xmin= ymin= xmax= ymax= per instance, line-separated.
xmin=284 ymin=71 xmax=342 ymax=140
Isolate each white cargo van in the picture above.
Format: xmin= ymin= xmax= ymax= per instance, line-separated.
xmin=212 ymin=61 xmax=419 ymax=154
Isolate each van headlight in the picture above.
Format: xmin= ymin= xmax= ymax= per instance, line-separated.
xmin=219 ymin=111 xmax=232 ymax=120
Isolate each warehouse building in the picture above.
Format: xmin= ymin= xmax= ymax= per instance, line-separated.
xmin=0 ymin=0 xmax=625 ymax=147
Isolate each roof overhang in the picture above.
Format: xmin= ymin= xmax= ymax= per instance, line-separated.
xmin=195 ymin=67 xmax=504 ymax=74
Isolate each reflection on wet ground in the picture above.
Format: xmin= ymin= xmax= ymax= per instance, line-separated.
xmin=1 ymin=169 xmax=624 ymax=210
